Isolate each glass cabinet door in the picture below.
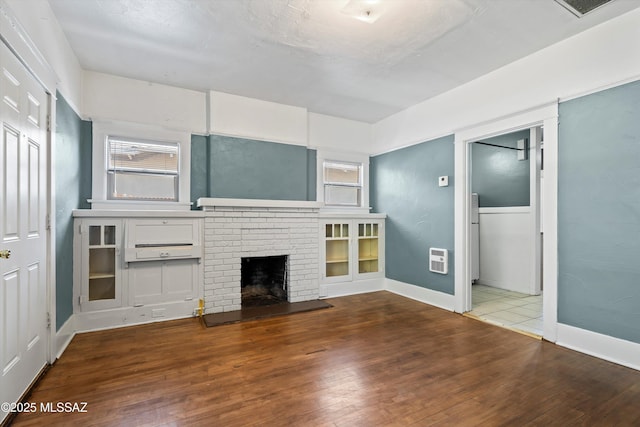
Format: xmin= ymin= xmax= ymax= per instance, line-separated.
xmin=358 ymin=222 xmax=379 ymax=274
xmin=88 ymin=225 xmax=116 ymax=301
xmin=81 ymin=221 xmax=121 ymax=311
xmin=325 ymin=223 xmax=350 ymax=278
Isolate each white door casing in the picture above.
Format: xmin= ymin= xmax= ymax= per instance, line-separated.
xmin=454 ymin=102 xmax=558 ymax=342
xmin=0 ymin=41 xmax=49 ymax=419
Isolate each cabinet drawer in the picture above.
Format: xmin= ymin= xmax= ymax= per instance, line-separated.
xmin=127 ymin=220 xmax=200 ymax=246
xmin=124 ymin=218 xmax=202 ymax=262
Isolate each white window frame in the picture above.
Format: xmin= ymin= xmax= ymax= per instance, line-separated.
xmin=91 ymin=121 xmax=191 ymax=210
xmin=317 ymin=150 xmax=370 ymax=213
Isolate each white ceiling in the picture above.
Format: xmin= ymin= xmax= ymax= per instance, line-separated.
xmin=48 ymin=0 xmax=640 ymax=123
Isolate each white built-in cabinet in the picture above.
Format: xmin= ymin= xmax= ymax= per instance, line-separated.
xmin=320 ymin=214 xmax=385 ymax=287
xmin=73 ymin=211 xmax=203 ymax=331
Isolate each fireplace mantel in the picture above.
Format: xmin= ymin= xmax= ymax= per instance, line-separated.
xmin=197 ymin=198 xmax=323 ymax=211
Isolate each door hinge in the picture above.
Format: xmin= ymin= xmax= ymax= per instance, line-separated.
xmin=46 ymin=214 xmax=51 ymax=231
xmin=46 ymin=312 xmax=51 ymax=329
xmin=46 ymin=115 xmax=51 ymax=132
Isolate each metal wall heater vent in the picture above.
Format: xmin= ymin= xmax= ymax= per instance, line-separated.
xmin=555 ymin=0 xmax=615 ymax=17
xmin=429 ymin=248 xmax=448 ymax=275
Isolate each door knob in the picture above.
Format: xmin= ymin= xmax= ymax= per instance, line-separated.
xmin=0 ymin=250 xmax=10 ymax=259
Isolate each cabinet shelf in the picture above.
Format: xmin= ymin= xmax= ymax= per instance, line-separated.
xmin=358 ymin=256 xmax=378 ymax=262
xmin=89 ymin=273 xmax=116 ymax=280
xmin=326 ymin=259 xmax=349 ymax=264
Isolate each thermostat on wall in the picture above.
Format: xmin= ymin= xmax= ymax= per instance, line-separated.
xmin=439 ymin=176 xmax=449 ymax=187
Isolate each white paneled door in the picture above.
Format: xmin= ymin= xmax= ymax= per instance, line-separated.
xmin=0 ymin=41 xmax=49 ymax=421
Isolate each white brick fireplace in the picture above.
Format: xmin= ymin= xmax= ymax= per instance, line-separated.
xmin=198 ymin=198 xmax=322 ymax=313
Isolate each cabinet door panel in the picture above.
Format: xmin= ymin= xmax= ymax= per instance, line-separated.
xmin=165 ymin=260 xmax=195 ymax=298
xmin=129 ymin=261 xmax=163 ymax=305
xmin=79 ymin=220 xmax=122 ymax=311
xmin=130 ymin=259 xmax=196 ymax=305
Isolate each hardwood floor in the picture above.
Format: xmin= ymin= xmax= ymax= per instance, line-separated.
xmin=10 ymin=291 xmax=640 ymax=426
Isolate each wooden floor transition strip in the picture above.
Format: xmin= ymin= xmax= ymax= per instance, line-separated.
xmin=202 ymin=300 xmax=332 ymax=327
xmin=463 ymin=312 xmax=542 ymax=340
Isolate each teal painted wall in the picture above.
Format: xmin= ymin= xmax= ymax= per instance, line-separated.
xmin=190 ymin=134 xmax=316 ymax=204
xmin=55 ymin=92 xmax=92 ymax=330
xmin=558 ymin=79 xmax=640 ymax=344
xmin=370 ymin=135 xmax=455 ymax=295
xmin=190 ymin=134 xmax=209 ymax=209
xmin=307 ymin=149 xmax=317 ymax=201
xmin=471 ymin=129 xmax=530 ymax=207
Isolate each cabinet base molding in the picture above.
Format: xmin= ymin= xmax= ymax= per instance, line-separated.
xmin=321 ymin=278 xmax=385 ymax=299
xmin=74 ymin=300 xmax=199 ymax=333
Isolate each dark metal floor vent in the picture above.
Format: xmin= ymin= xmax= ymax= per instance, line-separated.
xmin=555 ymin=0 xmax=614 ymax=17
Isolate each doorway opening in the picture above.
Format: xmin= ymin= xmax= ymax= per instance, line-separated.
xmin=466 ymin=127 xmax=543 ymax=336
xmin=453 ymin=103 xmax=558 ymax=342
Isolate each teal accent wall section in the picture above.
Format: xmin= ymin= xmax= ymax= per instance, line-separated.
xmin=471 ymin=129 xmax=530 ymax=207
xmin=307 ymin=149 xmax=317 ymax=201
xmin=55 ymin=92 xmax=92 ymax=330
xmin=190 ymin=134 xmax=209 ymax=209
xmin=190 ymin=134 xmax=316 ymax=203
xmin=558 ymin=79 xmax=640 ymax=344
xmin=370 ymin=135 xmax=455 ymax=294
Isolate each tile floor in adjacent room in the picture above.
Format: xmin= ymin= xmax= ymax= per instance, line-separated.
xmin=469 ymin=284 xmax=543 ymax=336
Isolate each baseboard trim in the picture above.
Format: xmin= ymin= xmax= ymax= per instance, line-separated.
xmin=322 ymin=277 xmax=385 ymax=299
xmin=74 ymin=300 xmax=200 ymax=333
xmin=557 ymin=323 xmax=640 ymax=371
xmin=55 ymin=315 xmax=76 ymax=359
xmin=385 ymin=278 xmax=455 ymax=312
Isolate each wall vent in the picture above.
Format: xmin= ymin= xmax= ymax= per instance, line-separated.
xmin=429 ymin=248 xmax=448 ymax=275
xmin=555 ymin=0 xmax=614 ymax=17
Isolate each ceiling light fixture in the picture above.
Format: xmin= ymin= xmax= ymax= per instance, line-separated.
xmin=341 ymin=0 xmax=386 ymax=24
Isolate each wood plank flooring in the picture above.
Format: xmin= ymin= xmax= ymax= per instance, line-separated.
xmin=10 ymin=291 xmax=640 ymax=426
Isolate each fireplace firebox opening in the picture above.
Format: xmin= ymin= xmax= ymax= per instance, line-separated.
xmin=241 ymin=255 xmax=288 ymax=307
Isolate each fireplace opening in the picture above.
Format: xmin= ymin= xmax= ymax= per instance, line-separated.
xmin=241 ymin=255 xmax=288 ymax=307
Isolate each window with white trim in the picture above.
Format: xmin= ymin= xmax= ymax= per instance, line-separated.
xmin=323 ymin=160 xmax=363 ymax=207
xmin=107 ymin=136 xmax=180 ymax=201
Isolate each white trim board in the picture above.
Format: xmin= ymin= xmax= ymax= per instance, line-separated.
xmin=55 ymin=316 xmax=76 ymax=360
xmin=557 ymin=324 xmax=640 ymax=372
xmin=454 ymin=103 xmax=559 ymax=343
xmin=385 ymin=278 xmax=455 ymax=312
xmin=74 ymin=301 xmax=198 ymax=333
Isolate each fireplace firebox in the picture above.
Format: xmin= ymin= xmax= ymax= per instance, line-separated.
xmin=241 ymin=255 xmax=288 ymax=307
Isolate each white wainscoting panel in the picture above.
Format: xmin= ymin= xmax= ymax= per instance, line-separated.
xmin=478 ymin=207 xmax=535 ymax=294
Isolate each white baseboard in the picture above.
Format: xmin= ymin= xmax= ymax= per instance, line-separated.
xmin=322 ymin=277 xmax=385 ymax=299
xmin=74 ymin=300 xmax=199 ymax=333
xmin=385 ymin=278 xmax=455 ymax=312
xmin=557 ymin=323 xmax=640 ymax=371
xmin=55 ymin=315 xmax=76 ymax=359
